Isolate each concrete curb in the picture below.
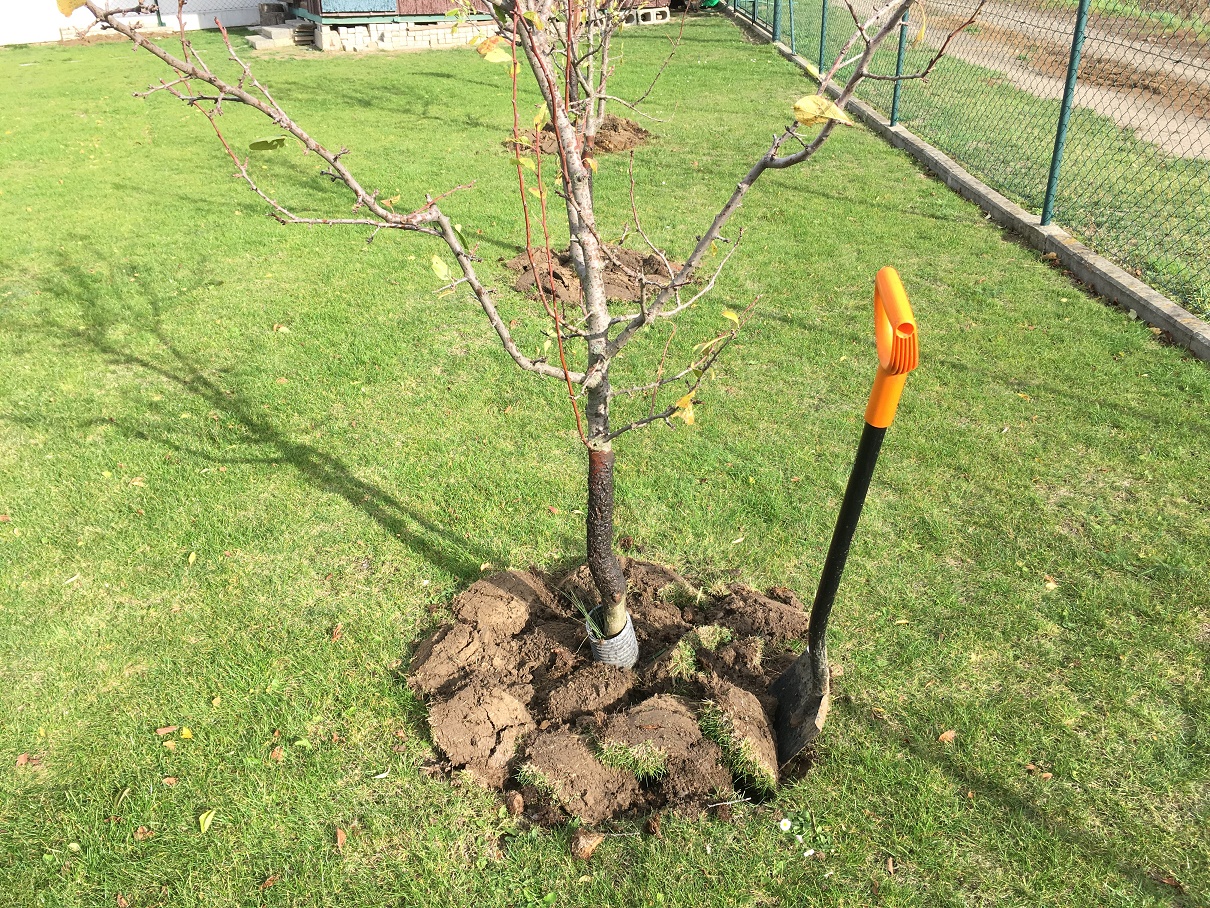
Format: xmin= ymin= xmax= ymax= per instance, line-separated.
xmin=720 ymin=6 xmax=1210 ymax=362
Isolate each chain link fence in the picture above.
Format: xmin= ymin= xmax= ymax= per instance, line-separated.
xmin=727 ymin=0 xmax=1210 ymax=318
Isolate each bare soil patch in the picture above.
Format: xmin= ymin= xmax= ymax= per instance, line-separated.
xmin=921 ymin=1 xmax=1210 ymax=157
xmin=1024 ymin=32 xmax=1210 ymax=120
xmin=503 ymin=244 xmax=682 ymax=304
xmin=409 ymin=561 xmax=812 ymax=825
xmin=506 ymin=114 xmax=651 ymax=157
xmin=933 ymin=11 xmax=1210 ymax=117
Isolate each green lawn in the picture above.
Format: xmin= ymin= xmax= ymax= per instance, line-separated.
xmin=2 ymin=15 xmax=1208 ymax=908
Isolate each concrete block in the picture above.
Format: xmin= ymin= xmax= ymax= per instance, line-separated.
xmin=258 ymin=24 xmax=295 ymax=41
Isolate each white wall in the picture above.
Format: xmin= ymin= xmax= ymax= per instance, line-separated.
xmin=1 ymin=0 xmax=261 ymax=47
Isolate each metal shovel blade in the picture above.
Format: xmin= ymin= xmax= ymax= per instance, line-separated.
xmin=771 ymin=648 xmax=831 ymax=767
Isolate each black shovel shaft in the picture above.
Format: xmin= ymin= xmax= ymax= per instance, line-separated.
xmin=806 ymin=421 xmax=887 ymax=682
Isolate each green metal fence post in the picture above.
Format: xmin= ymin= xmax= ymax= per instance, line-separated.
xmin=751 ymin=0 xmax=758 ymax=25
xmin=789 ymin=0 xmax=797 ymax=54
xmin=1042 ymin=0 xmax=1090 ymax=226
xmin=890 ymin=8 xmax=909 ymax=126
xmin=818 ymin=0 xmax=829 ymax=74
xmin=772 ymin=0 xmax=782 ymax=43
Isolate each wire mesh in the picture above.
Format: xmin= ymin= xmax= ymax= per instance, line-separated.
xmin=730 ymin=0 xmax=1210 ymax=318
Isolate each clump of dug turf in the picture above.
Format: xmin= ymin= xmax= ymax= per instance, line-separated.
xmin=504 ymin=244 xmax=683 ymax=305
xmin=408 ymin=561 xmax=813 ymax=825
xmin=507 ymin=113 xmax=651 ymax=157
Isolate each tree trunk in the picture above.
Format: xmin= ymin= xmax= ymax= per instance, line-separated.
xmin=586 ymin=446 xmax=627 ymax=636
xmin=517 ymin=20 xmax=626 ymax=637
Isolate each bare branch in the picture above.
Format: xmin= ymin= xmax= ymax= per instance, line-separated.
xmin=432 ymin=208 xmax=587 ymax=385
xmin=83 ymin=1 xmax=423 ymax=229
xmin=624 ymin=7 xmax=688 ymax=110
xmin=860 ymin=0 xmax=990 ymax=83
xmin=606 ymin=320 xmax=742 ymax=441
xmin=600 ymin=95 xmax=669 ymax=124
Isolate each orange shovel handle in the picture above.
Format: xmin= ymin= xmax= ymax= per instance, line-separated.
xmin=864 ymin=267 xmax=920 ymax=429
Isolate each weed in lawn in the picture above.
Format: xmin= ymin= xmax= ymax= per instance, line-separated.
xmin=667 ymin=638 xmax=698 ymax=679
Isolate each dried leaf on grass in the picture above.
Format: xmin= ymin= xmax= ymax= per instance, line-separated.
xmin=1148 ymin=873 xmax=1184 ymax=892
xmin=569 ymin=829 xmax=605 ymax=861
xmin=335 ymin=827 xmax=347 ymax=853
xmin=134 ymin=826 xmax=154 ymax=842
xmin=506 ymin=791 xmax=525 ymax=816
xmin=937 ymin=729 xmax=957 ymax=744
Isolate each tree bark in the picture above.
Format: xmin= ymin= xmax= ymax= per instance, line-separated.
xmin=586 ymin=446 xmax=627 ymax=636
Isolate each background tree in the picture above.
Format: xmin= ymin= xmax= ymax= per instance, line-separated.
xmin=79 ymin=0 xmax=982 ymax=661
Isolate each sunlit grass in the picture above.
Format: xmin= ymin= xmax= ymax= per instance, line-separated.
xmin=0 ymin=15 xmax=1207 ymax=907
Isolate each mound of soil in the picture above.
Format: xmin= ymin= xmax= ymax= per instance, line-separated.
xmin=507 ymin=114 xmax=651 ymax=157
xmin=504 ymin=244 xmax=682 ymax=305
xmin=592 ymin=115 xmax=652 ymax=153
xmin=409 ymin=561 xmax=816 ymax=825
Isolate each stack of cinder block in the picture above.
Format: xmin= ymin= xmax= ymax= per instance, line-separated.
xmin=312 ymin=19 xmax=497 ymax=52
xmin=623 ymin=6 xmax=671 ymax=25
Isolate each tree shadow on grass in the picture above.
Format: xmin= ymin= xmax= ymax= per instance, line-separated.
xmin=839 ymin=695 xmax=1192 ymax=906
xmin=25 ymin=260 xmax=509 ymax=585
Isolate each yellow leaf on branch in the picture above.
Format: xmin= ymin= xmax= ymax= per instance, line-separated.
xmin=792 ymin=95 xmax=854 ymax=128
xmin=533 ymin=102 xmax=550 ymax=131
xmin=675 ymin=392 xmax=696 ymax=426
xmin=912 ymin=5 xmax=929 ymax=47
xmin=57 ymin=0 xmax=87 ymax=14
xmin=476 ymin=35 xmax=502 ymax=55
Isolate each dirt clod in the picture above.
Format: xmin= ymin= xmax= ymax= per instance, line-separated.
xmin=524 ymin=728 xmax=641 ymax=824
xmin=452 ymin=570 xmax=546 ymax=642
xmin=711 ymin=584 xmax=810 ymax=644
xmin=542 ymin=662 xmax=634 ymax=724
xmin=602 ymin=695 xmax=702 ymax=758
xmin=705 ymin=680 xmax=779 ymax=790
xmin=428 ymin=683 xmax=535 ymax=788
xmin=410 ymin=562 xmax=813 ymax=824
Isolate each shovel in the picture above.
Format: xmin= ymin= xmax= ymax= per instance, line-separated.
xmin=772 ymin=267 xmax=920 ymax=767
